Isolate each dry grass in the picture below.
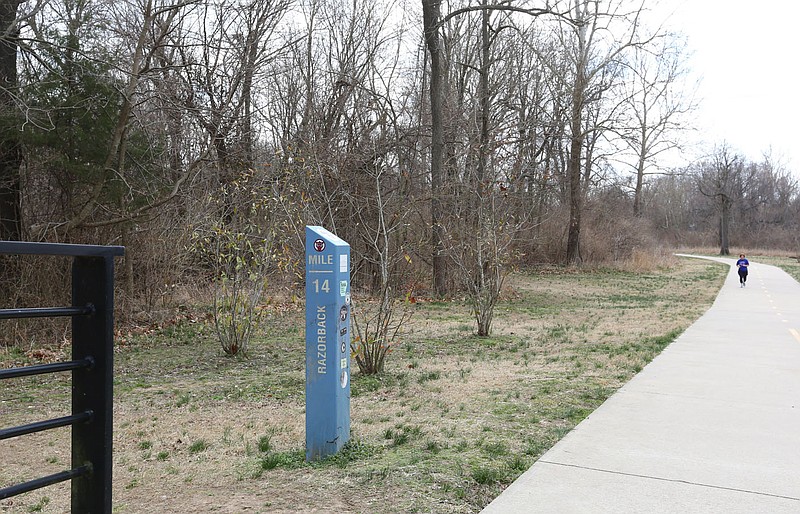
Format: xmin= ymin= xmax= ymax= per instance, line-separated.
xmin=1 ymin=257 xmax=731 ymax=513
xmin=674 ymin=246 xmax=800 ymax=259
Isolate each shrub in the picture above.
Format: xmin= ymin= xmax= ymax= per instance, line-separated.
xmin=188 ymin=169 xmax=294 ymax=356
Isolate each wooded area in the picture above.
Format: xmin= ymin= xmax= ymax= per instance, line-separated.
xmin=0 ymin=0 xmax=798 ymax=329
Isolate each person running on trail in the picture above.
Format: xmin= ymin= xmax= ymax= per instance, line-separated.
xmin=736 ymin=254 xmax=750 ymax=287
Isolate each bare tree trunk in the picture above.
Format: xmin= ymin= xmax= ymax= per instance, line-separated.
xmin=477 ymin=0 xmax=489 ymax=186
xmin=475 ymin=0 xmax=492 ymax=336
xmin=422 ymin=0 xmax=447 ymax=295
xmin=719 ymin=195 xmax=730 ymax=255
xmin=565 ymin=81 xmax=585 ymax=266
xmin=564 ymin=1 xmax=589 ymax=266
xmin=633 ymin=149 xmax=645 ymax=216
xmin=0 ymin=0 xmax=22 ymax=241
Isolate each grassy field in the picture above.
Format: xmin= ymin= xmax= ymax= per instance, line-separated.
xmin=755 ymin=254 xmax=800 ymax=282
xmin=0 ymin=257 xmax=738 ymax=513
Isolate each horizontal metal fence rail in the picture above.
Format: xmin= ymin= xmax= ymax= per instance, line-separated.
xmin=0 ymin=411 xmax=94 ymax=440
xmin=1 ymin=466 xmax=93 ymax=500
xmin=0 ymin=305 xmax=95 ymax=319
xmin=0 ymin=241 xmax=123 ymax=513
xmin=0 ymin=357 xmax=94 ymax=380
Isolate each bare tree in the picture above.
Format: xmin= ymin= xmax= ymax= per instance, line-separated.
xmin=552 ymin=0 xmax=652 ymax=265
xmin=421 ymin=0 xmax=567 ymax=290
xmin=348 ymin=152 xmax=415 ymax=373
xmin=421 ymin=0 xmax=448 ymax=294
xmin=731 ymin=154 xmax=800 ymax=249
xmin=696 ymin=144 xmax=751 ymax=255
xmin=617 ymin=31 xmax=695 ymax=216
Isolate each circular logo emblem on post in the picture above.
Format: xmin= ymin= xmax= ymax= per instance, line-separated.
xmin=314 ymin=239 xmax=325 ymax=252
xmin=339 ymin=305 xmax=348 ymax=322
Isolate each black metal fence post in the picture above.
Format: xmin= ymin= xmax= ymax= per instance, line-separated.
xmin=71 ymin=255 xmax=115 ymax=513
xmin=0 ymin=241 xmax=123 ymax=513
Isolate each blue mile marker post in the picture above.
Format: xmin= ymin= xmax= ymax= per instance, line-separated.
xmin=305 ymin=226 xmax=351 ymax=460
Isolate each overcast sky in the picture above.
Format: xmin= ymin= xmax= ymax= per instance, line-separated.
xmin=657 ymin=0 xmax=800 ymax=171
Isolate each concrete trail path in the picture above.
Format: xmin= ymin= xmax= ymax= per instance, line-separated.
xmin=482 ymin=255 xmax=800 ymax=513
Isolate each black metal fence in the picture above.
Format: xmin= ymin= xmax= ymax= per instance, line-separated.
xmin=0 ymin=241 xmax=124 ymax=513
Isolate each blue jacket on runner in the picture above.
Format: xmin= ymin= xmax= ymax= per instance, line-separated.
xmin=736 ymin=258 xmax=749 ymax=272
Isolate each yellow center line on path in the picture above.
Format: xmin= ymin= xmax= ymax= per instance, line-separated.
xmin=790 ymin=329 xmax=800 ymax=343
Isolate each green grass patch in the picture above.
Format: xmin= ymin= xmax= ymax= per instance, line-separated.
xmin=188 ymin=440 xmax=209 ymax=454
xmin=259 ymin=449 xmax=305 ymax=470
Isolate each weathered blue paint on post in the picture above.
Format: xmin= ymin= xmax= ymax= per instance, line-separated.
xmin=305 ymin=226 xmax=351 ymax=460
